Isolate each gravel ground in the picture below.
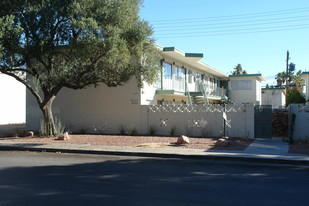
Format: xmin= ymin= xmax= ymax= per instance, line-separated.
xmin=289 ymin=141 xmax=309 ymax=155
xmin=0 ymin=135 xmax=253 ymax=151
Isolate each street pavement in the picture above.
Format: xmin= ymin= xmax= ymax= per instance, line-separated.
xmin=0 ymin=137 xmax=308 ymax=164
xmin=1 ymin=151 xmax=309 ymax=206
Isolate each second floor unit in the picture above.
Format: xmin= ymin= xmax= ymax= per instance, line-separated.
xmin=141 ymin=46 xmax=265 ymax=106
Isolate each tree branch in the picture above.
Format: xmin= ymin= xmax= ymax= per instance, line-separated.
xmin=0 ymin=69 xmax=43 ymax=105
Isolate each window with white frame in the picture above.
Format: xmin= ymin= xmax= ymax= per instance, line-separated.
xmin=188 ymin=70 xmax=193 ymax=83
xmin=175 ymin=66 xmax=185 ymax=80
xmin=231 ymin=80 xmax=252 ymax=90
xmin=163 ymin=62 xmax=172 ymax=79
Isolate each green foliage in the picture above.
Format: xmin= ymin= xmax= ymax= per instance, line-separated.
xmin=0 ymin=0 xmax=160 ymax=136
xmin=128 ymin=126 xmax=137 ymax=136
xmin=0 ymin=0 xmax=160 ymax=89
xmin=119 ymin=125 xmax=127 ymax=135
xmin=149 ymin=126 xmax=157 ymax=136
xmin=275 ymin=72 xmax=286 ymax=87
xmin=286 ymin=89 xmax=306 ymax=106
xmin=170 ymin=126 xmax=176 ymax=136
xmin=40 ymin=116 xmax=65 ymax=137
xmin=78 ymin=127 xmax=88 ymax=134
xmin=232 ymin=64 xmax=247 ymax=75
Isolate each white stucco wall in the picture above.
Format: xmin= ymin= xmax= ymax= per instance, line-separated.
xmin=256 ymin=80 xmax=262 ymax=104
xmin=140 ymin=82 xmax=158 ymax=105
xmin=262 ymin=89 xmax=285 ymax=108
xmin=228 ymin=76 xmax=263 ymax=105
xmin=146 ymin=104 xmax=255 ymax=138
xmin=26 ymin=78 xmax=149 ymax=134
xmin=0 ymin=74 xmax=25 ymax=124
xmin=289 ymin=104 xmax=309 ymax=140
xmin=301 ymin=73 xmax=309 ymax=101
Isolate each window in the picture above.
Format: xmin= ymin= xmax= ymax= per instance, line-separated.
xmin=196 ymin=73 xmax=201 ymax=81
xmin=163 ymin=62 xmax=172 ymax=79
xmin=175 ymin=66 xmax=185 ymax=80
xmin=188 ymin=70 xmax=193 ymax=83
xmin=231 ymin=80 xmax=252 ymax=90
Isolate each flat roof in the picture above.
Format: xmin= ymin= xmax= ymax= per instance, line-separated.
xmin=160 ymin=46 xmax=228 ymax=78
xmin=262 ymin=87 xmax=285 ymax=90
xmin=301 ymin=72 xmax=309 ymax=75
xmin=229 ymin=74 xmax=266 ymax=81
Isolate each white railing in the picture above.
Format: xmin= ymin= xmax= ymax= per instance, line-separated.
xmin=199 ymin=81 xmax=226 ymax=97
xmin=174 ymin=77 xmax=185 ymax=92
xmin=157 ymin=76 xmax=227 ymax=98
xmin=161 ymin=77 xmax=185 ymax=92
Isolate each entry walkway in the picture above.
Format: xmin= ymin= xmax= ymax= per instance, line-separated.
xmin=244 ymin=138 xmax=289 ymax=155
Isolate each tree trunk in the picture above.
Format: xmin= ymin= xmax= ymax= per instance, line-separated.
xmin=40 ymin=96 xmax=57 ymax=136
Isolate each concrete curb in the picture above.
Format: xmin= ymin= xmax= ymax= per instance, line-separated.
xmin=1 ymin=144 xmax=309 ymax=166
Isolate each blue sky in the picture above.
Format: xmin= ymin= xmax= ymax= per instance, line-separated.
xmin=139 ymin=0 xmax=309 ymax=85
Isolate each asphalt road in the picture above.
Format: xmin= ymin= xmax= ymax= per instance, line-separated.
xmin=0 ymin=151 xmax=308 ymax=206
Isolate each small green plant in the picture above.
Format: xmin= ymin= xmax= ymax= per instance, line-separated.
xmin=149 ymin=126 xmax=157 ymax=136
xmin=119 ymin=125 xmax=126 ymax=135
xmin=15 ymin=128 xmax=25 ymax=137
xmin=78 ymin=127 xmax=88 ymax=134
xmin=128 ymin=126 xmax=137 ymax=136
xmin=169 ymin=126 xmax=176 ymax=136
xmin=40 ymin=116 xmax=65 ymax=137
xmin=185 ymin=125 xmax=193 ymax=136
xmin=55 ymin=117 xmax=65 ymax=135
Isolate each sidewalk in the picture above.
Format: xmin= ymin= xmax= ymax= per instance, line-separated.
xmin=0 ymin=138 xmax=308 ymax=164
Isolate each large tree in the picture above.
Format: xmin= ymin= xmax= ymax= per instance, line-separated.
xmin=0 ymin=0 xmax=160 ymax=136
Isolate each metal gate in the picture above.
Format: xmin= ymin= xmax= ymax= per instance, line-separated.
xmin=254 ymin=105 xmax=272 ymax=139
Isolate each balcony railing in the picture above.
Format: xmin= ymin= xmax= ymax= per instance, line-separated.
xmin=157 ymin=77 xmax=227 ymax=99
xmin=199 ymin=81 xmax=227 ymax=97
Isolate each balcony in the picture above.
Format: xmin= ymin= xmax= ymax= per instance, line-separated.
xmin=156 ymin=77 xmax=227 ymax=103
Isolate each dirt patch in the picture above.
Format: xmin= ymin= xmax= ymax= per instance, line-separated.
xmin=0 ymin=135 xmax=253 ymax=151
xmin=289 ymin=140 xmax=309 ymax=155
xmin=211 ymin=138 xmax=254 ymax=151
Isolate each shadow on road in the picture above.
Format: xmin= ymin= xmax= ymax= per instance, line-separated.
xmin=0 ymin=155 xmax=308 ymax=206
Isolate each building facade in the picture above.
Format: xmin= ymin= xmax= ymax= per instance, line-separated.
xmin=26 ymin=46 xmax=265 ymax=134
xmin=262 ymin=87 xmax=286 ymax=108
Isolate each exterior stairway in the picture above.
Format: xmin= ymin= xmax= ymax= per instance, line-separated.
xmin=188 ymin=92 xmax=208 ymax=105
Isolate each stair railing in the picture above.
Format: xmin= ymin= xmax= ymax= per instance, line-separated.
xmin=185 ymin=81 xmax=192 ymax=105
xmin=198 ymin=80 xmax=209 ymax=105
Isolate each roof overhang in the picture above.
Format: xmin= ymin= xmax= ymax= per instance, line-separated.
xmin=160 ymin=47 xmax=228 ymax=78
xmin=229 ymin=74 xmax=266 ymax=81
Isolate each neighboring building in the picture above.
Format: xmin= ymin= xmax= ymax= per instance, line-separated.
xmin=262 ymin=87 xmax=286 ymax=108
xmin=26 ymin=46 xmax=265 ymax=133
xmin=228 ymin=74 xmax=265 ymax=105
xmin=0 ymin=74 xmax=25 ymax=124
xmin=301 ymin=72 xmax=309 ymax=102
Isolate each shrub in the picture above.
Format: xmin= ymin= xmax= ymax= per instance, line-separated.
xmin=128 ymin=126 xmax=137 ymax=136
xmin=40 ymin=116 xmax=65 ymax=137
xmin=119 ymin=125 xmax=127 ymax=135
xmin=170 ymin=126 xmax=176 ymax=136
xmin=149 ymin=126 xmax=157 ymax=136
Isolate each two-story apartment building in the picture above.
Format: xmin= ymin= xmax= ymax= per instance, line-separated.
xmin=25 ymin=46 xmax=265 ymax=134
xmin=141 ymin=46 xmax=265 ymax=106
xmin=140 ymin=46 xmax=229 ymax=106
